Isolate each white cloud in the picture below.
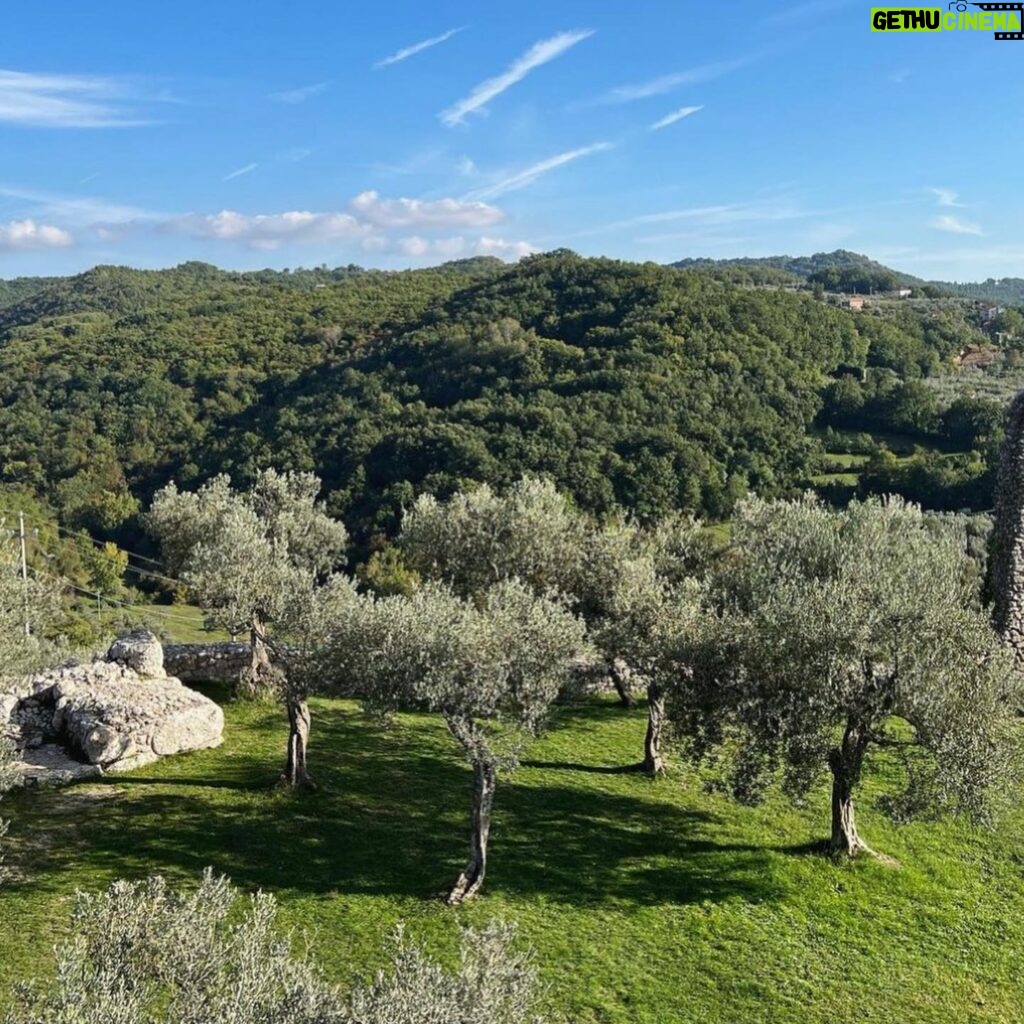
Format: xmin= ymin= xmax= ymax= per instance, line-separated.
xmin=458 ymin=156 xmax=477 ymax=176
xmin=350 ymin=190 xmax=505 ymax=228
xmin=166 ymin=210 xmax=371 ymax=250
xmin=0 ymin=68 xmax=149 ymax=128
xmin=269 ymin=81 xmax=330 ymax=103
xmin=476 ymin=236 xmax=536 ymax=259
xmin=376 ymin=27 xmax=465 ymax=68
xmin=441 ymin=29 xmax=593 ymax=126
xmin=223 ymin=163 xmax=258 ymax=182
xmin=396 ymin=234 xmax=536 ymax=260
xmin=278 ymin=147 xmax=313 ymax=163
xmin=650 ymin=105 xmax=704 ymax=130
xmin=467 ymin=143 xmax=613 ymax=200
xmin=928 ymin=187 xmax=962 ymax=208
xmin=601 ymin=60 xmax=745 ymax=103
xmin=0 ymin=218 xmax=73 ymax=250
xmin=931 ymin=214 xmax=983 ymax=236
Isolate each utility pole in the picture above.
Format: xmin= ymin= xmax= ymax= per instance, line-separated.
xmin=18 ymin=512 xmax=29 ymax=636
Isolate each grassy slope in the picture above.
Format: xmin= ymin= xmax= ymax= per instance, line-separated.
xmin=1 ymin=693 xmax=1022 ymax=1023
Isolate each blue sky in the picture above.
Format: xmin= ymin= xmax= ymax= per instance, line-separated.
xmin=1 ymin=0 xmax=1022 ymax=281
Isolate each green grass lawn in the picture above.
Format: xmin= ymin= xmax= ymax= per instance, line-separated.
xmin=2 ymin=692 xmax=1023 ymax=1023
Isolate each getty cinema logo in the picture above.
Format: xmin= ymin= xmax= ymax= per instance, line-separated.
xmin=871 ymin=3 xmax=1024 ymax=38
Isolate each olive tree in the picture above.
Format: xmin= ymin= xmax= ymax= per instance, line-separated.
xmin=147 ymin=470 xmax=349 ymax=787
xmin=670 ymin=496 xmax=1023 ymax=858
xmin=338 ymin=580 xmax=586 ymax=903
xmin=2 ymin=871 xmax=547 ymax=1024
xmin=400 ymin=479 xmax=709 ymax=773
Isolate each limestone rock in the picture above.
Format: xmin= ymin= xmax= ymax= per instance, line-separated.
xmin=1 ymin=641 xmax=225 ymax=786
xmin=44 ymin=661 xmax=224 ymax=771
xmin=107 ymin=630 xmax=165 ymax=677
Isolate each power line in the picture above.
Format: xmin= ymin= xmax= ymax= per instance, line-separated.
xmin=30 ymin=566 xmax=206 ymax=629
xmin=22 ymin=514 xmax=171 ymax=570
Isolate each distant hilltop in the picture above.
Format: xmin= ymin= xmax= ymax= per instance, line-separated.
xmin=671 ymin=249 xmax=1024 ymax=305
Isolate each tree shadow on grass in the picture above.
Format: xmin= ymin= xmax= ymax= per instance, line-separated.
xmin=11 ymin=702 xmax=784 ymax=910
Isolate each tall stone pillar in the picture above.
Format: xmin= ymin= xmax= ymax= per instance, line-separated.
xmin=988 ymin=392 xmax=1024 ymax=659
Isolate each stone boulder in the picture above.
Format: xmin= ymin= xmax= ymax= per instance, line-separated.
xmin=42 ymin=661 xmax=224 ymax=772
xmin=107 ymin=630 xmax=165 ymax=677
xmin=1 ymin=635 xmax=225 ymax=784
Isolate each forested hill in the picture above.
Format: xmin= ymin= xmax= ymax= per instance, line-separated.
xmin=0 ymin=250 xmax=976 ymax=546
xmin=672 ymin=249 xmax=1024 ymax=304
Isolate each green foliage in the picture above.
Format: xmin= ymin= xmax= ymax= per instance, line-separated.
xmin=356 ymin=546 xmax=421 ymax=597
xmin=671 ymin=496 xmax=1023 ymax=846
xmin=146 ymin=470 xmax=347 ymax=636
xmin=1 ymin=869 xmax=545 ymax=1024
xmin=0 ymin=254 xmax=870 ymax=544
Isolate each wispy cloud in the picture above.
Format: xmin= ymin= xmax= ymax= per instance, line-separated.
xmin=223 ymin=163 xmax=258 ymax=182
xmin=0 ymin=184 xmax=160 ymax=226
xmin=441 ymin=29 xmax=594 ymax=126
xmin=350 ymin=190 xmax=504 ymax=228
xmin=599 ymin=59 xmax=745 ymax=104
xmin=278 ymin=147 xmax=313 ymax=163
xmin=650 ymin=105 xmax=704 ymax=130
xmin=269 ymin=81 xmax=330 ymax=103
xmin=566 ymin=198 xmax=821 ymax=241
xmin=928 ymin=187 xmax=962 ymax=208
xmin=467 ymin=143 xmax=612 ymax=200
xmin=0 ymin=68 xmax=149 ymax=128
xmin=0 ymin=218 xmax=73 ymax=250
xmin=376 ymin=27 xmax=465 ymax=68
xmin=931 ymin=214 xmax=983 ymax=236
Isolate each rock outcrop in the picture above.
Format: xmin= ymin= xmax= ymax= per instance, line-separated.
xmin=1 ymin=631 xmax=224 ymax=786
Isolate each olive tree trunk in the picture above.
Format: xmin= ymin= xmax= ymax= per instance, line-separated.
xmin=642 ymin=681 xmax=666 ymax=775
xmin=828 ymin=721 xmax=870 ymax=856
xmin=282 ymin=698 xmax=314 ymax=790
xmin=239 ymin=612 xmax=273 ymax=699
xmin=609 ymin=658 xmax=635 ymax=708
xmin=445 ymin=716 xmax=497 ymax=905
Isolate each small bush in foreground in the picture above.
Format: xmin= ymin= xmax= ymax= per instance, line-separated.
xmin=2 ymin=871 xmax=546 ymax=1024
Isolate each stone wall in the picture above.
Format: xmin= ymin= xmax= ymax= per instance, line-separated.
xmin=163 ymin=642 xmax=252 ymax=684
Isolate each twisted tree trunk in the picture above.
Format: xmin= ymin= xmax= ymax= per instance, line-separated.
xmin=828 ymin=721 xmax=870 ymax=856
xmin=445 ymin=715 xmax=496 ymax=904
xmin=282 ymin=698 xmax=314 ymax=790
xmin=642 ymin=681 xmax=666 ymax=775
xmin=609 ymin=658 xmax=635 ymax=708
xmin=239 ymin=611 xmax=273 ymax=699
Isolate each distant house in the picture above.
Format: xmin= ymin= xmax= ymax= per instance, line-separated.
xmin=954 ymin=345 xmax=1000 ymax=369
xmin=847 ymin=296 xmax=866 ymax=311
xmin=980 ymin=305 xmax=1004 ymax=323
xmin=895 ymin=287 xmax=913 ymax=299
